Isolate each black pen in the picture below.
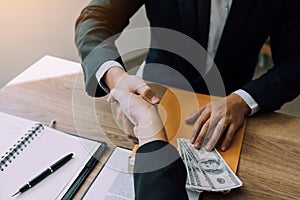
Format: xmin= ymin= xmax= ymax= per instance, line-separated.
xmin=12 ymin=153 xmax=74 ymax=197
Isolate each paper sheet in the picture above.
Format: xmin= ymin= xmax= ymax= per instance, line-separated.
xmin=82 ymin=147 xmax=134 ymax=200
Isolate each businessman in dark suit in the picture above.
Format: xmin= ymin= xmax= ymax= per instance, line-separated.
xmin=75 ymin=0 xmax=300 ymax=152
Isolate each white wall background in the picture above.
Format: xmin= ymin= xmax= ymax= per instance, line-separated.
xmin=0 ymin=0 xmax=148 ymax=88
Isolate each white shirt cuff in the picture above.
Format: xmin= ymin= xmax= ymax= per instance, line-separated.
xmin=233 ymin=89 xmax=260 ymax=116
xmin=95 ymin=61 xmax=124 ymax=93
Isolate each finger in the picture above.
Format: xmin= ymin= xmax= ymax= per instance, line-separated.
xmin=185 ymin=107 xmax=205 ymax=124
xmin=110 ymin=88 xmax=134 ymax=117
xmin=193 ymin=120 xmax=210 ymax=149
xmin=109 ymin=88 xmax=129 ymax=103
xmin=114 ymin=103 xmax=137 ymax=142
xmin=135 ymin=83 xmax=160 ymax=104
xmin=113 ymin=104 xmax=126 ymax=130
xmin=112 ymin=102 xmax=135 ymax=135
xmin=190 ymin=110 xmax=210 ymax=144
xmin=122 ymin=115 xmax=135 ymax=135
xmin=220 ymin=122 xmax=240 ymax=151
xmin=205 ymin=120 xmax=228 ymax=151
xmin=107 ymin=92 xmax=115 ymax=103
xmin=127 ymin=135 xmax=139 ymax=144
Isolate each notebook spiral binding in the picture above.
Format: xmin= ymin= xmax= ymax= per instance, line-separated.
xmin=0 ymin=123 xmax=44 ymax=172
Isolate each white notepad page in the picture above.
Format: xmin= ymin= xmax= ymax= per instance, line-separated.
xmin=0 ymin=112 xmax=101 ymax=200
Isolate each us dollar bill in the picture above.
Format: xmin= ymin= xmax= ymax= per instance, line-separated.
xmin=178 ymin=138 xmax=243 ymax=192
xmin=178 ymin=141 xmax=192 ymax=186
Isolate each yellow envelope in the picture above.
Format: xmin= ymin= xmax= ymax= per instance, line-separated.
xmin=158 ymin=88 xmax=245 ymax=173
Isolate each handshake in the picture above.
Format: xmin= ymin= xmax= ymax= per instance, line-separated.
xmin=107 ymin=87 xmax=168 ymax=146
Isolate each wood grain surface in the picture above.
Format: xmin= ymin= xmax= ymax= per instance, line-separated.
xmin=0 ymin=72 xmax=299 ymax=200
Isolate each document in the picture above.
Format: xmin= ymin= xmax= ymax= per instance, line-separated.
xmin=82 ymin=147 xmax=134 ymax=200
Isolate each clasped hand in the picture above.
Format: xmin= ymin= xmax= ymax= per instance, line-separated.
xmin=107 ymin=72 xmax=165 ymax=145
xmin=108 ymin=88 xmax=167 ymax=146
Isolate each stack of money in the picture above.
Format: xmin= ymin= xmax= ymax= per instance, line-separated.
xmin=177 ymin=138 xmax=243 ymax=193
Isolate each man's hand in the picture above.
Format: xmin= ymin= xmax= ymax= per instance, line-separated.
xmin=104 ymin=67 xmax=160 ymax=104
xmin=108 ymin=89 xmax=167 ymax=146
xmin=104 ymin=67 xmax=160 ymax=143
xmin=185 ymin=94 xmax=250 ymax=152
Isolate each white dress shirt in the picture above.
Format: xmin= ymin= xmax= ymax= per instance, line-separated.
xmin=95 ymin=0 xmax=260 ymax=115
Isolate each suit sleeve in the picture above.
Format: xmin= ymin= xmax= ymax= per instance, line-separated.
xmin=241 ymin=1 xmax=300 ymax=111
xmin=134 ymin=141 xmax=188 ymax=200
xmin=75 ymin=0 xmax=144 ymax=97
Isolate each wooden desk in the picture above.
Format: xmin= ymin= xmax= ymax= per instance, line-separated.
xmin=0 ymin=57 xmax=299 ymax=199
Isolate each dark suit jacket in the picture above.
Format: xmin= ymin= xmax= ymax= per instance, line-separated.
xmin=134 ymin=141 xmax=188 ymax=200
xmin=75 ymin=0 xmax=300 ymax=111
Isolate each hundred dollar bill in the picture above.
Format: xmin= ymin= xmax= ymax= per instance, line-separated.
xmin=178 ymin=141 xmax=192 ymax=186
xmin=184 ymin=151 xmax=211 ymax=192
xmin=179 ymin=138 xmax=210 ymax=191
xmin=178 ymin=138 xmax=243 ymax=192
xmin=179 ymin=140 xmax=211 ymax=191
xmin=179 ymin=142 xmax=204 ymax=196
xmin=179 ymin=144 xmax=204 ymax=193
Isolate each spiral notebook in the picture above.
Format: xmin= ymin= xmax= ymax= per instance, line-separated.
xmin=0 ymin=111 xmax=106 ymax=200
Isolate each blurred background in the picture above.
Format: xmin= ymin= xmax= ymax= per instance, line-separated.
xmin=0 ymin=0 xmax=148 ymax=88
xmin=0 ymin=0 xmax=298 ymax=116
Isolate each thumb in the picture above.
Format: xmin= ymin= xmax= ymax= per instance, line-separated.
xmin=135 ymin=83 xmax=160 ymax=104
